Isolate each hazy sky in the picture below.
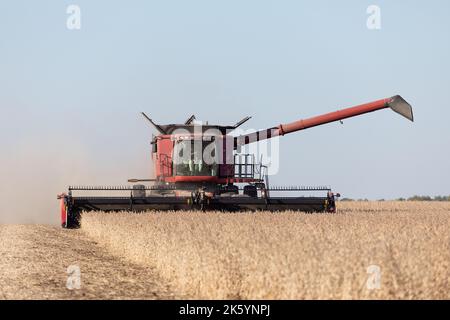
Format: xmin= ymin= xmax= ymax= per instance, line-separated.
xmin=1 ymin=0 xmax=449 ymax=220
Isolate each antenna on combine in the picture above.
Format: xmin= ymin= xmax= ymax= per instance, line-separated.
xmin=233 ymin=116 xmax=252 ymax=128
xmin=184 ymin=115 xmax=196 ymax=125
xmin=141 ymin=112 xmax=166 ymax=134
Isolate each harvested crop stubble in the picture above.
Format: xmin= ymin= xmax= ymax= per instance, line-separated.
xmin=81 ymin=202 xmax=450 ymax=299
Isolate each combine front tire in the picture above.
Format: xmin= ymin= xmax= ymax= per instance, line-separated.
xmin=243 ymin=185 xmax=258 ymax=198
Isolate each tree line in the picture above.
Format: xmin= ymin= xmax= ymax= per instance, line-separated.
xmin=340 ymin=195 xmax=450 ymax=202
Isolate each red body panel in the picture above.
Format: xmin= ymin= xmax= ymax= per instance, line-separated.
xmin=60 ymin=197 xmax=67 ymax=227
xmin=164 ymin=176 xmax=260 ymax=184
xmin=155 ymin=138 xmax=174 ymax=177
xmin=164 ymin=176 xmax=219 ymax=183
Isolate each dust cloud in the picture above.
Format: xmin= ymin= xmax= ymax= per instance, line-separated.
xmin=0 ymin=136 xmax=153 ymax=225
xmin=0 ymin=138 xmax=93 ymax=225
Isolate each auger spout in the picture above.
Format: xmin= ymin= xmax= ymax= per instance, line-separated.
xmin=234 ymin=95 xmax=413 ymax=147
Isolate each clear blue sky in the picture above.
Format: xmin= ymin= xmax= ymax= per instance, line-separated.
xmin=1 ymin=0 xmax=449 ymax=208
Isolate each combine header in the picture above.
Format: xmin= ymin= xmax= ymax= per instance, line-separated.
xmin=58 ymin=95 xmax=413 ymax=228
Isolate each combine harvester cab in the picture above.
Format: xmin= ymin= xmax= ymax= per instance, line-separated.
xmin=58 ymin=95 xmax=413 ymax=228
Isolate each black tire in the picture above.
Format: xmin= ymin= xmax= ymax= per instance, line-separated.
xmin=66 ymin=209 xmax=81 ymax=229
xmin=243 ymin=185 xmax=258 ymax=198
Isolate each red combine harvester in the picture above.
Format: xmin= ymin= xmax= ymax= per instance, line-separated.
xmin=58 ymin=95 xmax=413 ymax=228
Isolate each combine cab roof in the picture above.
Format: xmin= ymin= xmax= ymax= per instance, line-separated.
xmin=141 ymin=112 xmax=252 ymax=135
